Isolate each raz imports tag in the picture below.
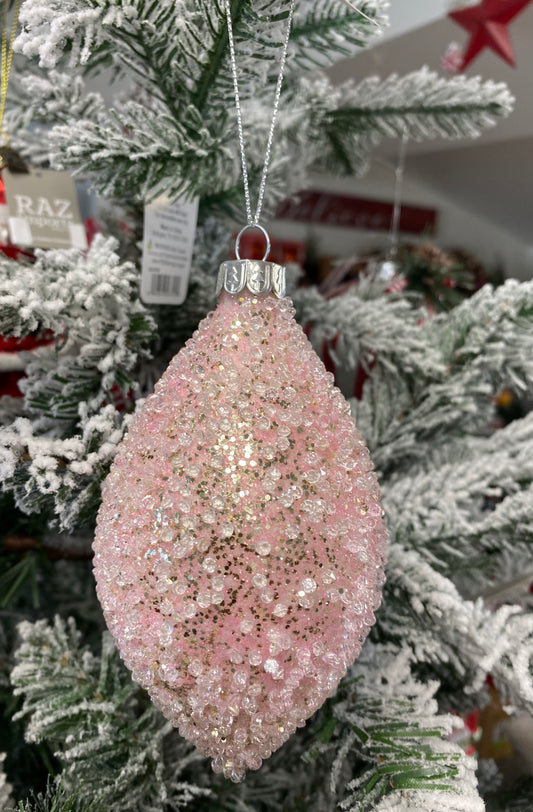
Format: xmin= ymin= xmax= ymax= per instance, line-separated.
xmin=141 ymin=195 xmax=199 ymax=305
xmin=3 ymin=168 xmax=88 ymax=251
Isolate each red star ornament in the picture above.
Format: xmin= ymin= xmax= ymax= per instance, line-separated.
xmin=449 ymin=0 xmax=533 ymax=69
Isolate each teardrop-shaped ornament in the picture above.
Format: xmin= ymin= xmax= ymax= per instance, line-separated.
xmin=93 ymin=259 xmax=388 ymax=781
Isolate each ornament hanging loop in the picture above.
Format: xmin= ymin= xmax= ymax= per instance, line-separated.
xmin=235 ymin=223 xmax=271 ymax=262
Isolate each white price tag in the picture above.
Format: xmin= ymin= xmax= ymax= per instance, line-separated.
xmin=141 ymin=195 xmax=199 ymax=305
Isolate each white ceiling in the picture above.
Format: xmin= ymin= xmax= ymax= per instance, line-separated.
xmin=328 ymin=3 xmax=533 ymax=244
xmin=378 ymin=0 xmax=449 ymax=44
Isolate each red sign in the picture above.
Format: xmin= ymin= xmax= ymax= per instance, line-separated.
xmin=276 ymin=190 xmax=437 ymax=235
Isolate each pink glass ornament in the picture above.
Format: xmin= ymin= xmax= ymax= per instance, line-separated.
xmin=441 ymin=41 xmax=464 ymax=74
xmin=93 ymin=267 xmax=388 ymax=782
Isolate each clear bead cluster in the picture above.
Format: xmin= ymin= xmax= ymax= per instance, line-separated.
xmin=93 ymin=290 xmax=388 ymax=782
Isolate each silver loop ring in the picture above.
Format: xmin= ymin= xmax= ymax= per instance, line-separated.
xmin=235 ymin=223 xmax=271 ymax=262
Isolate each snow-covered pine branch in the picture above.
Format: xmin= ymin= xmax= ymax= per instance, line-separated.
xmin=0 ymin=404 xmax=130 ymax=529
xmin=336 ymin=646 xmax=484 ymax=812
xmin=0 ymin=236 xmax=156 ymax=529
xmin=384 ymin=412 xmax=533 ymax=581
xmin=295 ymin=281 xmax=533 ymax=470
xmin=44 ymin=69 xmax=513 ymax=211
xmin=11 ymin=616 xmax=204 ymax=811
xmin=0 ymin=753 xmax=13 ymax=811
xmin=15 ymin=0 xmax=388 ymax=91
xmin=50 ymin=99 xmax=236 ymax=203
xmin=12 ymin=781 xmax=95 ymax=812
xmin=312 ymin=69 xmax=513 ymax=174
xmin=13 ymin=2 xmax=512 ymax=209
xmin=288 ymin=0 xmax=388 ymax=71
xmin=0 ymin=235 xmax=154 ymax=421
xmin=357 ymin=280 xmax=533 ymax=469
xmin=3 ymin=69 xmax=103 ymax=166
xmin=293 ymin=285 xmax=441 ymax=381
xmin=293 ymin=285 xmax=444 ymax=450
xmin=380 ymin=546 xmax=533 ymax=716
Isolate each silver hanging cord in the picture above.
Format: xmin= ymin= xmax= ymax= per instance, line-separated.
xmin=388 ymin=129 xmax=409 ymax=260
xmin=224 ymin=0 xmax=296 ymax=227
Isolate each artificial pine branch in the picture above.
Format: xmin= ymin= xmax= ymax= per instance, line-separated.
xmin=0 ymin=752 xmax=14 ymax=810
xmin=11 ymin=621 xmax=486 ymax=812
xmin=334 ymin=647 xmax=483 ymax=812
xmin=288 ymin=0 xmax=387 ymax=71
xmin=12 ymin=4 xmax=512 ymax=209
xmin=11 ymin=617 xmax=179 ymax=811
xmin=11 ymin=780 xmax=95 ymax=812
xmin=315 ymin=70 xmax=513 ymax=174
xmin=349 ymin=280 xmax=533 ymax=470
xmin=385 ymin=415 xmax=533 ymax=580
xmin=380 ymin=546 xmax=533 ymax=717
xmin=1 ymin=0 xmax=530 ymax=808
xmin=44 ymin=69 xmax=514 ymax=207
xmin=0 ymin=236 xmax=156 ymax=529
xmin=51 ymin=100 xmax=235 ymax=203
xmin=15 ymin=0 xmax=388 ymax=95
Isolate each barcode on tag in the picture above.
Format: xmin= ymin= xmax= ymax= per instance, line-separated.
xmin=141 ymin=195 xmax=199 ymax=306
xmin=150 ymin=274 xmax=182 ymax=296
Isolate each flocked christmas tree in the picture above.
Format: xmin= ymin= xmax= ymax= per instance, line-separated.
xmin=1 ymin=0 xmax=532 ymax=809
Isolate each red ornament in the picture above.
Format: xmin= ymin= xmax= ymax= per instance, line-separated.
xmin=0 ymin=331 xmax=56 ymax=398
xmin=449 ymin=0 xmax=533 ymax=69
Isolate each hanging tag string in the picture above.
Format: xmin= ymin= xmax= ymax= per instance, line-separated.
xmin=340 ymin=0 xmax=383 ymax=29
xmin=388 ymin=129 xmax=409 ymax=260
xmin=0 ymin=0 xmax=22 ymax=148
xmin=225 ymin=0 xmax=296 ymax=228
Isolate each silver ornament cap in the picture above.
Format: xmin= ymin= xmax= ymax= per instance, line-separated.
xmin=216 ymin=259 xmax=286 ymax=299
